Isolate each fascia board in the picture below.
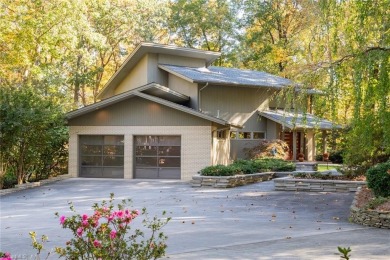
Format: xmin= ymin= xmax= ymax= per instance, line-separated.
xmin=158 ymin=64 xmax=195 ymax=83
xmin=134 ymin=92 xmax=230 ymax=126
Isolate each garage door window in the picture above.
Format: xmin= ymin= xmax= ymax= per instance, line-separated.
xmin=135 ymin=136 xmax=181 ymax=179
xmin=80 ymin=135 xmax=124 ymax=178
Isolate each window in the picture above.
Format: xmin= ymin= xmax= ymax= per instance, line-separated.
xmin=230 ymin=131 xmax=237 ymax=139
xmin=216 ymin=130 xmax=226 ymax=139
xmin=238 ymin=132 xmax=251 ymax=139
xmin=253 ymin=132 xmax=266 ymax=139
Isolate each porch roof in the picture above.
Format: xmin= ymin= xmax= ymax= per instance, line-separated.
xmin=259 ymin=109 xmax=343 ymax=130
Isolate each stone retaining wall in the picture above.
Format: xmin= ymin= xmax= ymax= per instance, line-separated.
xmin=350 ymin=188 xmax=390 ymax=229
xmin=192 ymin=172 xmax=274 ymax=188
xmin=0 ymin=174 xmax=71 ymax=196
xmin=274 ymin=177 xmax=366 ymax=192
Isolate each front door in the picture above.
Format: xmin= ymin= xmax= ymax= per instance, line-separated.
xmin=283 ymin=132 xmax=302 ymax=160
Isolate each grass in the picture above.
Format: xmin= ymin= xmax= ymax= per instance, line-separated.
xmin=317 ymin=164 xmax=340 ymax=172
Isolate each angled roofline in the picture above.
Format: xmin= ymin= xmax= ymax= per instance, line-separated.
xmin=258 ymin=109 xmax=343 ymax=130
xmin=97 ymin=42 xmax=220 ymax=99
xmin=67 ymin=82 xmax=236 ymax=127
xmin=158 ymin=64 xmax=295 ymax=89
xmin=158 ymin=64 xmax=195 ymax=83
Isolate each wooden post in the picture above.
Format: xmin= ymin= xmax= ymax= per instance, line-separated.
xmin=322 ymin=130 xmax=328 ymax=154
xmin=292 ymin=131 xmax=297 ymax=161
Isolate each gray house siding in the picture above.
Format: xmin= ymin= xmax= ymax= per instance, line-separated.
xmin=68 ymin=97 xmax=211 ymax=127
xmin=168 ymin=74 xmax=199 ymax=110
xmin=114 ymin=55 xmax=150 ymax=95
xmin=200 ymin=85 xmax=270 ymax=126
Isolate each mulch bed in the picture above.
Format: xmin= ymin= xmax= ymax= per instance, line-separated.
xmin=354 ymin=186 xmax=390 ymax=211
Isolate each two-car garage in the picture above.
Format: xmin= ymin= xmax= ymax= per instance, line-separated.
xmin=79 ymin=135 xmax=181 ymax=179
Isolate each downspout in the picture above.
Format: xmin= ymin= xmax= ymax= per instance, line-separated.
xmin=198 ymin=82 xmax=209 ymax=111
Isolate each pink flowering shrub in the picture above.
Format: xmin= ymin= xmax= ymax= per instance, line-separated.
xmin=31 ymin=193 xmax=170 ymax=259
xmin=0 ymin=252 xmax=12 ymax=260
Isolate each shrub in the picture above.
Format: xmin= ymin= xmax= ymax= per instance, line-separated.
xmin=0 ymin=171 xmax=17 ymax=189
xmin=199 ymin=158 xmax=295 ymax=176
xmin=253 ymin=158 xmax=295 ymax=172
xmin=366 ymin=161 xmax=390 ymax=197
xmin=329 ymin=150 xmax=344 ymax=164
xmin=200 ymin=165 xmax=237 ymax=176
xmin=245 ymin=139 xmax=289 ymax=160
xmin=31 ymin=193 xmax=170 ymax=259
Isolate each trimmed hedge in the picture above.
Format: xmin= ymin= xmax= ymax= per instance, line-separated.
xmin=200 ymin=158 xmax=295 ymax=176
xmin=366 ymin=161 xmax=390 ymax=197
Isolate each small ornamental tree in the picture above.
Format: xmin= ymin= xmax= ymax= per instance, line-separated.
xmin=47 ymin=193 xmax=170 ymax=259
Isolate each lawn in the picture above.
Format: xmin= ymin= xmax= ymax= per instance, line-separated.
xmin=317 ymin=164 xmax=341 ymax=172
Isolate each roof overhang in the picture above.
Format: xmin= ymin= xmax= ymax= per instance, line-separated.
xmin=67 ymin=83 xmax=236 ymax=127
xmin=97 ymin=42 xmax=220 ymax=99
xmin=259 ymin=109 xmax=343 ymax=131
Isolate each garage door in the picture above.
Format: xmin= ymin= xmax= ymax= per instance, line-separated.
xmin=134 ymin=136 xmax=181 ymax=179
xmin=79 ymin=135 xmax=124 ymax=178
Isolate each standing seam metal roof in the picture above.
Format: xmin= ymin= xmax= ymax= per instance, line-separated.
xmin=159 ymin=64 xmax=295 ymax=88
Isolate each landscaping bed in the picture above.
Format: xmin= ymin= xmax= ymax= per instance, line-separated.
xmin=192 ymin=172 xmax=274 ymax=188
xmin=274 ymin=176 xmax=366 ymax=192
xmin=350 ymin=186 xmax=390 ymax=228
xmin=194 ymin=158 xmax=294 ymax=188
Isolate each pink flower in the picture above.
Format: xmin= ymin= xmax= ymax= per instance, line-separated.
xmin=107 ymin=213 xmax=115 ymax=222
xmin=0 ymin=252 xmax=12 ymax=260
xmin=82 ymin=214 xmax=88 ymax=221
xmin=93 ymin=239 xmax=102 ymax=248
xmin=116 ymin=210 xmax=124 ymax=218
xmin=82 ymin=220 xmax=89 ymax=227
xmin=109 ymin=230 xmax=117 ymax=239
xmin=76 ymin=227 xmax=83 ymax=237
xmin=60 ymin=216 xmax=66 ymax=225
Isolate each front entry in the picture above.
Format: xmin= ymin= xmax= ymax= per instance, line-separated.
xmin=134 ymin=135 xmax=181 ymax=179
xmin=283 ymin=132 xmax=303 ymax=160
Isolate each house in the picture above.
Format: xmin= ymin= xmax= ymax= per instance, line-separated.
xmin=67 ymin=42 xmax=339 ymax=180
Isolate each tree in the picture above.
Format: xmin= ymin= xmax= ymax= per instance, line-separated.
xmin=242 ymin=0 xmax=317 ymax=76
xmin=168 ymin=0 xmax=241 ymax=66
xmin=0 ymin=86 xmax=68 ymax=184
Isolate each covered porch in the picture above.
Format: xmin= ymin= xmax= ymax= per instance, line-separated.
xmin=259 ymin=110 xmax=342 ymax=162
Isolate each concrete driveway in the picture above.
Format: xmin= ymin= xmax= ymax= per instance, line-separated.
xmin=1 ymin=178 xmax=389 ymax=259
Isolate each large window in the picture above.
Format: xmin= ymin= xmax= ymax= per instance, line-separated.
xmin=79 ymin=135 xmax=124 ymax=178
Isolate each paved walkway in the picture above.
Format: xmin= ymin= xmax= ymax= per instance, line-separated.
xmin=1 ymin=178 xmax=389 ymax=259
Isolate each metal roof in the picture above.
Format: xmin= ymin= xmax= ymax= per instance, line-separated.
xmin=259 ymin=109 xmax=343 ymax=130
xmin=159 ymin=64 xmax=295 ymax=88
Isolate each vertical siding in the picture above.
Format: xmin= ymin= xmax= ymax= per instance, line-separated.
xmin=266 ymin=119 xmax=278 ymax=140
xmin=158 ymin=54 xmax=206 ymax=67
xmin=168 ymin=74 xmax=199 ymax=110
xmin=69 ymin=126 xmax=212 ymax=181
xmin=147 ymin=53 xmax=168 ymax=86
xmin=114 ymin=55 xmax=149 ymax=95
xmin=68 ymin=97 xmax=210 ymax=126
xmin=201 ymin=85 xmax=270 ymax=125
